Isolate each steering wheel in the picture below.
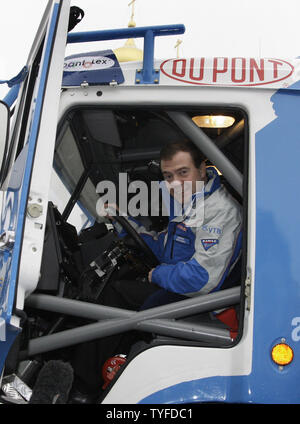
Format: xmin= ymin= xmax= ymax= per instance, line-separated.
xmin=113 ymin=215 xmax=159 ymax=268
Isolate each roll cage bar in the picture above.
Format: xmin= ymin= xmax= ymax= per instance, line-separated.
xmin=25 ymin=287 xmax=240 ymax=356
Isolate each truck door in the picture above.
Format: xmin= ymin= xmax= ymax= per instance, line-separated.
xmin=0 ymin=0 xmax=71 ymax=375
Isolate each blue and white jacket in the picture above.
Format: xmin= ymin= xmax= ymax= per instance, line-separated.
xmin=119 ymin=168 xmax=242 ymax=297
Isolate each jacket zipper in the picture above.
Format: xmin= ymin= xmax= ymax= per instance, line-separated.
xmin=170 ymin=225 xmax=177 ymax=259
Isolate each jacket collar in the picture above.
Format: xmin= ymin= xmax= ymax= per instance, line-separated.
xmin=168 ymin=167 xmax=221 ymax=222
xmin=204 ymin=166 xmax=221 ymax=197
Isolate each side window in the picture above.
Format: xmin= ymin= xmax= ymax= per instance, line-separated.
xmin=52 ymin=121 xmax=98 ymax=231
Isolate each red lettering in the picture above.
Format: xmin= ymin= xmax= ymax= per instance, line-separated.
xmin=249 ymin=58 xmax=264 ymax=82
xmin=172 ymin=59 xmax=186 ymax=77
xmin=213 ymin=57 xmax=228 ymax=82
xmin=231 ymin=57 xmax=246 ymax=83
xmin=189 ymin=58 xmax=205 ymax=81
xmin=161 ymin=56 xmax=292 ymax=86
xmin=268 ymin=59 xmax=283 ymax=78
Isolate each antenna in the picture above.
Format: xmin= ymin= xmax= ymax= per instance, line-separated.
xmin=174 ymin=39 xmax=182 ymax=58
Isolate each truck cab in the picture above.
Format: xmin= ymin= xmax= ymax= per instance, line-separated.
xmin=0 ymin=0 xmax=299 ymax=404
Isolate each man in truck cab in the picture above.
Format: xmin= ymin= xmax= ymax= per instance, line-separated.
xmin=70 ymin=140 xmax=242 ymax=403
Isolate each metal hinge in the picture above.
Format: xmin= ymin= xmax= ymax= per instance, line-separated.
xmin=109 ymin=80 xmax=118 ymax=87
xmin=0 ymin=231 xmax=15 ymax=250
xmin=27 ymin=203 xmax=43 ymax=219
xmin=245 ymin=267 xmax=252 ymax=311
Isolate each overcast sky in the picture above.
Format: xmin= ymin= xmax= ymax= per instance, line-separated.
xmin=1 ymin=0 xmax=300 ymax=98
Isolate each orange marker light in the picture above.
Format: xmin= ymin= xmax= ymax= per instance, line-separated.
xmin=271 ymin=343 xmax=294 ymax=366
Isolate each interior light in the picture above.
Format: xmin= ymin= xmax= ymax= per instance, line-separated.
xmin=271 ymin=343 xmax=294 ymax=366
xmin=192 ymin=115 xmax=235 ymax=128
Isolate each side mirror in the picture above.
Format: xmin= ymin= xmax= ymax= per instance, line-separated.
xmin=0 ymin=101 xmax=10 ymax=186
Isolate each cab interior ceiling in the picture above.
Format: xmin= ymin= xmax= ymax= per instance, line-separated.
xmin=64 ymin=107 xmax=245 ymax=198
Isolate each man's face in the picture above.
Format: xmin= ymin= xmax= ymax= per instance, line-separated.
xmin=161 ymin=151 xmax=206 ymax=204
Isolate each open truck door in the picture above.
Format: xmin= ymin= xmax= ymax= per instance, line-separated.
xmin=0 ymin=0 xmax=71 ymax=376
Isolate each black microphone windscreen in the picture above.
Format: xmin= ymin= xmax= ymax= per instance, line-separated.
xmin=29 ymin=360 xmax=74 ymax=404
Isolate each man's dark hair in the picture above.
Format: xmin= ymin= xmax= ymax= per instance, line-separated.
xmin=160 ymin=140 xmax=205 ymax=168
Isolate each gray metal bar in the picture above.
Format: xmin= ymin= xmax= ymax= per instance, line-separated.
xmin=26 ymin=318 xmax=135 ymax=356
xmin=167 ymin=111 xmax=243 ymax=196
xmin=25 ymin=287 xmax=240 ymax=355
xmin=26 ymin=287 xmax=240 ymax=321
xmin=26 ymin=316 xmax=232 ymax=356
xmin=118 ymin=148 xmax=160 ymax=162
xmin=26 ymin=294 xmax=133 ymax=320
xmin=137 ymin=319 xmax=232 ymax=344
xmin=141 ymin=287 xmax=240 ymax=321
xmin=215 ymin=119 xmax=245 ymax=149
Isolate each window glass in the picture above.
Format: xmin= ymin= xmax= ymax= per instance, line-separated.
xmin=53 ymin=122 xmax=99 ymax=230
xmin=55 ymin=124 xmax=84 ymax=194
